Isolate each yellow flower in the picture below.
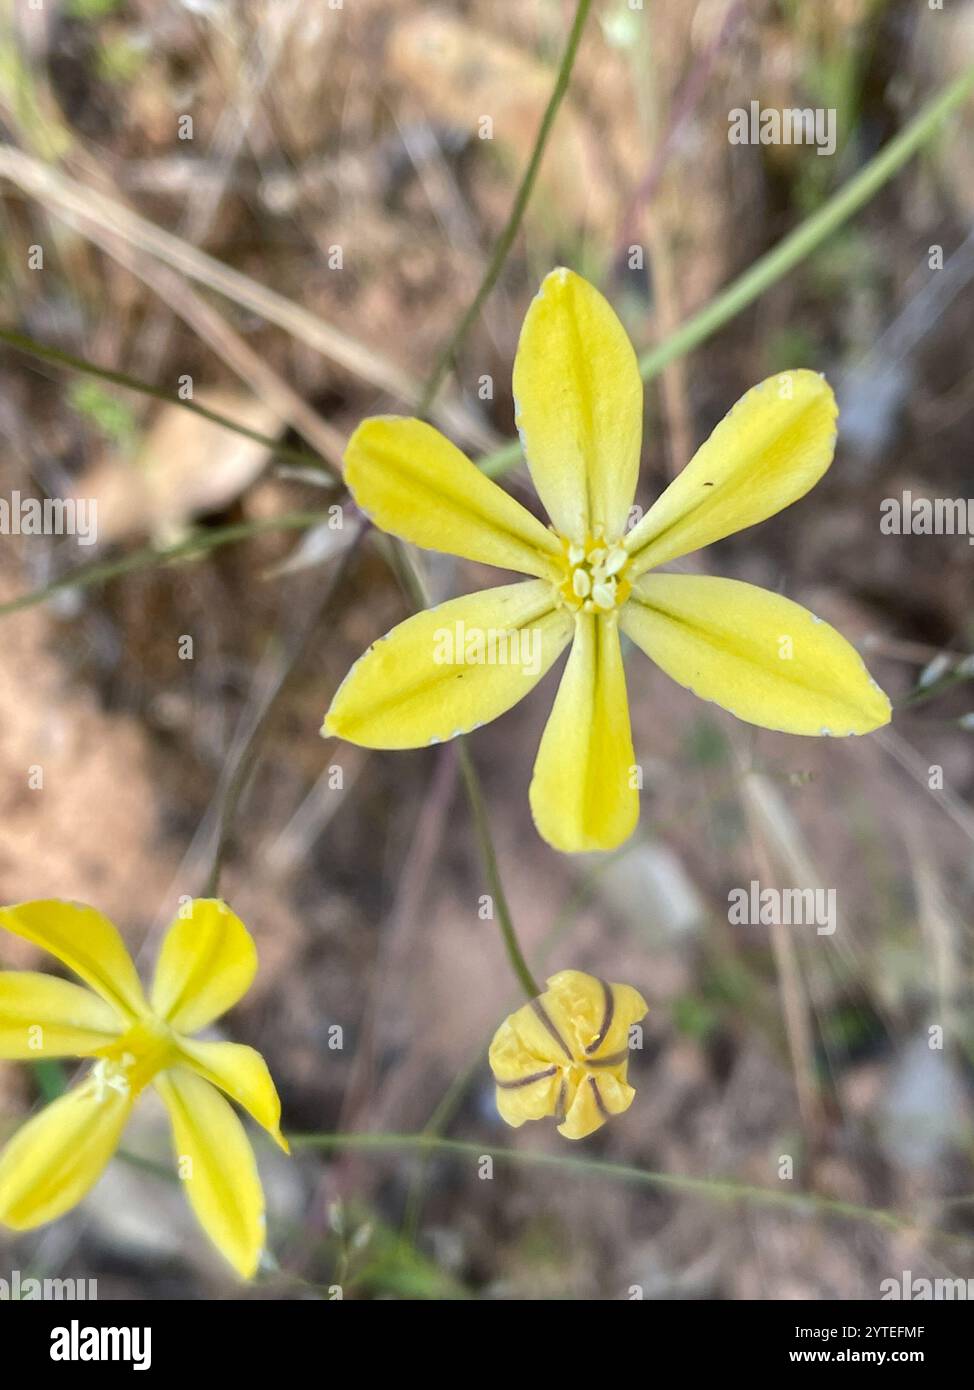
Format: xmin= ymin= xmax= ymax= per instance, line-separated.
xmin=489 ymin=970 xmax=648 ymax=1141
xmin=324 ymin=267 xmax=891 ymax=853
xmin=0 ymin=898 xmax=288 ymax=1279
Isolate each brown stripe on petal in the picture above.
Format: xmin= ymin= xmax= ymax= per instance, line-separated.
xmin=585 ymin=978 xmax=615 ymax=1055
xmin=554 ymin=1078 xmax=568 ymax=1124
xmin=589 ymin=1076 xmax=610 ymax=1121
xmin=531 ymin=998 xmax=574 ymax=1060
xmin=495 ymin=1066 xmax=558 ymax=1090
xmin=586 ymin=1049 xmax=628 ymax=1068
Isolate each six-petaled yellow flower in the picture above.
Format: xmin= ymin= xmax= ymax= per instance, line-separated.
xmin=324 ymin=267 xmax=891 ymax=853
xmin=489 ymin=970 xmax=648 ymax=1140
xmin=0 ymin=898 xmax=287 ymax=1279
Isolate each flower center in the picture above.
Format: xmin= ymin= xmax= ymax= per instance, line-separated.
xmin=88 ymin=1056 xmax=136 ymax=1104
xmin=88 ymin=1017 xmax=178 ymax=1102
xmin=553 ymin=532 xmax=631 ymax=613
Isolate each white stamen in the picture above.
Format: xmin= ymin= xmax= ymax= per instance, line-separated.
xmin=90 ymin=1056 xmax=134 ymax=1104
xmin=592 ymin=580 xmax=616 ymax=610
xmin=604 ymin=546 xmax=628 ymax=577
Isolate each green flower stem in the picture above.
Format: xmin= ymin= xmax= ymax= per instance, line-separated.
xmin=634 ymin=68 xmax=974 ymax=378
xmin=458 ymin=741 xmax=541 ymax=1000
xmin=477 ymin=65 xmax=974 ymax=481
xmin=418 ymin=0 xmax=594 ymax=416
xmin=291 ymin=1131 xmax=908 ymax=1233
xmin=0 ymin=327 xmax=329 ymax=475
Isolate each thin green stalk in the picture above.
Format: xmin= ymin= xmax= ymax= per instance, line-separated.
xmin=458 ymin=742 xmax=541 ymax=1000
xmin=0 ymin=327 xmax=329 ymax=475
xmin=477 ymin=65 xmax=974 ymax=480
xmin=417 ymin=0 xmax=594 ymax=415
xmin=291 ymin=1131 xmax=908 ymax=1233
xmin=634 ymin=67 xmax=974 ymax=380
xmin=0 ymin=509 xmax=335 ymax=618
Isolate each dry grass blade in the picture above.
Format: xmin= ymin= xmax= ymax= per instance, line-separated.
xmin=130 ymin=0 xmax=305 ymax=384
xmin=737 ymin=754 xmax=823 ymax=1141
xmin=0 ymin=145 xmax=499 ymax=455
xmin=87 ymin=228 xmax=346 ymax=473
xmin=876 ymin=727 xmax=974 ymax=846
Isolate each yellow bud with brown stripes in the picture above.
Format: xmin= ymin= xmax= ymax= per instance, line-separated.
xmin=489 ymin=970 xmax=648 ymax=1140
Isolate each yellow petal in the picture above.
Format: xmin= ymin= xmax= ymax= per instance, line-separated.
xmin=512 ymin=268 xmax=642 ymax=544
xmin=324 ymin=580 xmax=573 ymax=749
xmin=0 ymin=900 xmax=146 ymax=1023
xmin=495 ymin=1074 xmax=563 ymax=1129
xmin=178 ymin=1038 xmax=288 ymax=1153
xmin=150 ymin=900 xmax=258 ymax=1036
xmin=155 ymin=1068 xmax=265 ymax=1280
xmin=621 ymin=573 xmax=892 ymax=735
xmin=0 ymin=972 xmax=122 ymax=1058
xmin=529 ymin=613 xmax=638 ymax=852
xmin=344 ymin=416 xmax=562 ymax=578
xmin=624 ymin=370 xmax=837 ymax=577
xmin=489 ymin=1017 xmax=564 ymax=1129
xmin=0 ymin=1077 xmax=132 ymax=1228
xmin=490 ymin=997 xmax=575 ymax=1073
xmin=543 ymin=970 xmax=648 ymax=1062
xmin=557 ymin=1069 xmax=635 ymax=1141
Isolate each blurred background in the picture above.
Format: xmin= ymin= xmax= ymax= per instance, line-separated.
xmin=1 ymin=0 xmax=973 ymax=1299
